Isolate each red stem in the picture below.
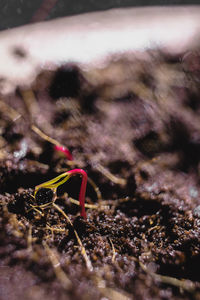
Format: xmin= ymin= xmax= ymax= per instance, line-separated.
xmin=54 ymin=145 xmax=73 ymax=161
xmin=67 ymin=169 xmax=87 ymax=219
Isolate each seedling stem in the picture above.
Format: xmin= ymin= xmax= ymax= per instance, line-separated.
xmin=54 ymin=145 xmax=73 ymax=161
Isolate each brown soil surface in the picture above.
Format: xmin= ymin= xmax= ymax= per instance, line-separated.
xmin=1 ymin=50 xmax=200 ymax=300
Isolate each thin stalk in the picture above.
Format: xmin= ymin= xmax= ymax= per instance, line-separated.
xmin=67 ymin=169 xmax=87 ymax=219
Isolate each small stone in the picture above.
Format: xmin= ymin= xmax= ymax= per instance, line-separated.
xmin=193 ymin=205 xmax=200 ymax=218
xmin=189 ymin=187 xmax=198 ymax=198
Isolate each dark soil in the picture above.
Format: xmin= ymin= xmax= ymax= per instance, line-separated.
xmin=1 ymin=50 xmax=200 ymax=300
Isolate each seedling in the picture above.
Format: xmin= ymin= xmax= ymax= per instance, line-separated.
xmin=54 ymin=145 xmax=73 ymax=161
xmin=34 ymin=169 xmax=87 ymax=219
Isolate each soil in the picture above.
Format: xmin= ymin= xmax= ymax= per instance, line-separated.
xmin=1 ymin=50 xmax=200 ymax=300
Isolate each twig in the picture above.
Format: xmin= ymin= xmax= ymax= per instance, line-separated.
xmin=28 ymin=204 xmax=45 ymax=217
xmin=31 ymin=124 xmax=62 ymax=147
xmin=9 ymin=214 xmax=24 ymax=238
xmin=139 ymin=261 xmax=196 ymax=293
xmin=0 ymin=99 xmax=21 ymax=121
xmin=69 ymin=197 xmax=98 ymax=209
xmin=87 ymin=176 xmax=102 ymax=200
xmin=21 ymin=89 xmax=39 ymax=117
xmin=53 ymin=203 xmax=93 ymax=272
xmin=27 ymin=225 xmax=33 ymax=250
xmin=27 ymin=160 xmax=49 ymax=170
xmin=109 ymin=238 xmax=116 ymax=263
xmin=99 ymin=197 xmax=130 ymax=206
xmin=46 ymin=224 xmax=67 ymax=233
xmin=68 ymin=196 xmax=110 ymax=211
xmin=95 ymin=163 xmax=126 ymax=186
xmin=43 ymin=241 xmax=72 ymax=290
xmin=94 ymin=275 xmax=131 ymax=300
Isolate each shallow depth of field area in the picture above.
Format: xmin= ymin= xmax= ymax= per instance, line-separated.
xmin=1 ymin=51 xmax=200 ymax=300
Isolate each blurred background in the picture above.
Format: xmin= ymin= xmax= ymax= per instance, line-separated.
xmin=0 ymin=0 xmax=199 ymax=31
